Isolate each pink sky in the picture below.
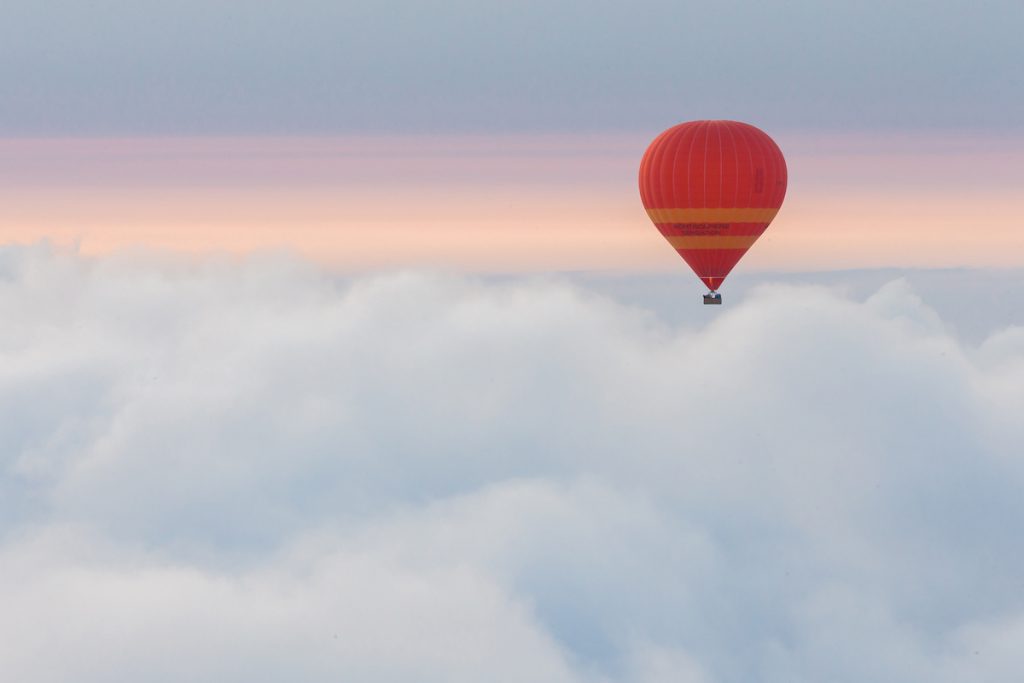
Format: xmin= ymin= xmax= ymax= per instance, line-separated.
xmin=1 ymin=133 xmax=1021 ymax=272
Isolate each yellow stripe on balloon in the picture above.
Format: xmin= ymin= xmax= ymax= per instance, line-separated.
xmin=646 ymin=207 xmax=779 ymax=223
xmin=666 ymin=236 xmax=759 ymax=249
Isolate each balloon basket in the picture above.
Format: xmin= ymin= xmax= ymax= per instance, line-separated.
xmin=703 ymin=291 xmax=722 ymax=305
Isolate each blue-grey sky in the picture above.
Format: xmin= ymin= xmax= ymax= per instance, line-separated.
xmin=3 ymin=0 xmax=1022 ymax=134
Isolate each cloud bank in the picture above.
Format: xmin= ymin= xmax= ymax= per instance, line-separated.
xmin=2 ymin=245 xmax=1023 ymax=682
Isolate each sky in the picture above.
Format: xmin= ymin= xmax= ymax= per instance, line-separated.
xmin=3 ymin=132 xmax=1023 ymax=271
xmin=2 ymin=0 xmax=1022 ymax=134
xmin=2 ymin=0 xmax=1022 ymax=271
xmin=3 ymin=0 xmax=1024 ymax=681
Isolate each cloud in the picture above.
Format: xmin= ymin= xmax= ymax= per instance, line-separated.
xmin=1 ymin=244 xmax=1023 ymax=681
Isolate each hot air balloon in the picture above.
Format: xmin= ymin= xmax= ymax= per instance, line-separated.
xmin=639 ymin=120 xmax=787 ymax=304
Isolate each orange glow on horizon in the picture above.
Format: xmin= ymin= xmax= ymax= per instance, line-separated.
xmin=1 ymin=133 xmax=1021 ymax=272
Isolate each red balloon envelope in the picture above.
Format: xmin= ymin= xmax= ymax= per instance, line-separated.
xmin=639 ymin=120 xmax=787 ymax=293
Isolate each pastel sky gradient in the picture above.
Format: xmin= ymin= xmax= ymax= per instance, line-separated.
xmin=2 ymin=132 xmax=1022 ymax=271
xmin=3 ymin=0 xmax=1022 ymax=271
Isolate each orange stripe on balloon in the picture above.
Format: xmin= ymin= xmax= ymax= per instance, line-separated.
xmin=646 ymin=207 xmax=779 ymax=223
xmin=667 ymin=236 xmax=759 ymax=249
xmin=658 ymin=224 xmax=768 ymax=237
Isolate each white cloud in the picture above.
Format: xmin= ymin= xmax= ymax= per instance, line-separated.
xmin=1 ymin=244 xmax=1023 ymax=681
xmin=0 ymin=523 xmax=583 ymax=683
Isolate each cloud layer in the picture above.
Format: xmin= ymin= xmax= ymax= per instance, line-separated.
xmin=2 ymin=245 xmax=1023 ymax=682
